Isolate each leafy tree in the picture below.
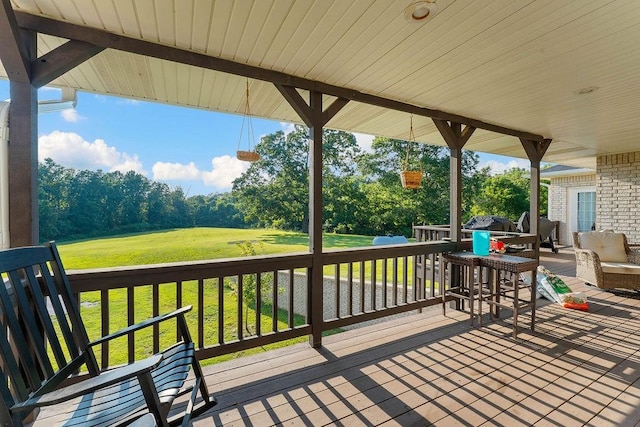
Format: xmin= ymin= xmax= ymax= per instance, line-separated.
xmin=39 ymin=159 xmax=73 ymax=241
xmin=469 ymin=168 xmax=531 ymax=221
xmin=233 ymin=126 xmax=363 ymax=233
xmin=358 ymin=136 xmax=483 ymax=233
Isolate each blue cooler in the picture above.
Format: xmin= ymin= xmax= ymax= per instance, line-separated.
xmin=472 ymin=231 xmax=490 ymax=256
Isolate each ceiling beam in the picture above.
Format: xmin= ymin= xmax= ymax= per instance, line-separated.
xmin=0 ymin=0 xmax=31 ymax=82
xmin=433 ymin=120 xmax=476 ymax=150
xmin=16 ymin=11 xmax=546 ymax=143
xmin=31 ymin=40 xmax=104 ymax=88
xmin=520 ymin=138 xmax=552 ymax=163
xmin=275 ymin=84 xmax=349 ymax=128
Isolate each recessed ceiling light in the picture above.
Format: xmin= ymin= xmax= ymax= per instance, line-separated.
xmin=404 ymin=1 xmax=438 ymax=22
xmin=573 ymin=86 xmax=600 ymax=95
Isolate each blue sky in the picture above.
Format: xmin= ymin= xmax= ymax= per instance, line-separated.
xmin=0 ymin=81 xmax=528 ymax=196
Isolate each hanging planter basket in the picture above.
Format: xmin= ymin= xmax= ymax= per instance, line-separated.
xmin=400 ymin=170 xmax=423 ymax=189
xmin=400 ymin=115 xmax=423 ymax=189
xmin=236 ymin=79 xmax=260 ymax=162
xmin=236 ymin=150 xmax=260 ymax=162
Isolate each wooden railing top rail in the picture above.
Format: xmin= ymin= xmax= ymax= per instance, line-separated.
xmin=323 ymin=241 xmax=457 ymax=264
xmin=67 ymin=252 xmax=313 ymax=292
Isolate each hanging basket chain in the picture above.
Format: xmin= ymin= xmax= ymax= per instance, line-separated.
xmin=237 ymin=79 xmax=260 ymax=162
xmin=400 ymin=114 xmax=423 ymax=189
xmin=403 ymin=114 xmax=416 ymax=170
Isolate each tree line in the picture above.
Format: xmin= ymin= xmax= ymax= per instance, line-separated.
xmin=38 ymin=125 xmax=543 ymax=243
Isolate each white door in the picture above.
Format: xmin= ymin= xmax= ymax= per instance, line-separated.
xmin=568 ymin=187 xmax=596 ymax=242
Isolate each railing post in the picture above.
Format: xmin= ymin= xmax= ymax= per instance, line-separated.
xmin=308 ymin=91 xmax=324 ymax=348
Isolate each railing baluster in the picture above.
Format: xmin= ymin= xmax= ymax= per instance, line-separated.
xmin=100 ymin=289 xmax=109 ymax=369
xmin=237 ymin=275 xmax=243 ymax=341
xmin=217 ymin=277 xmax=224 ymax=345
xmin=152 ymin=283 xmax=159 ymax=354
xmin=272 ymin=270 xmax=278 ymax=333
xmin=392 ymin=258 xmax=398 ymax=307
xmin=403 ymin=256 xmax=409 ymax=303
xmin=347 ymin=263 xmax=353 ymax=316
xmin=430 ymin=253 xmax=437 ymax=297
xmin=332 ymin=264 xmax=339 ymax=318
xmin=359 ymin=261 xmax=365 ymax=313
xmin=255 ymin=273 xmax=261 ymax=337
xmin=198 ymin=278 xmax=204 ymax=349
xmin=382 ymin=258 xmax=388 ymax=308
xmin=127 ymin=287 xmax=134 ymax=364
xmin=288 ymin=269 xmax=294 ymax=328
xmin=371 ymin=259 xmax=376 ymax=310
xmin=176 ymin=280 xmax=182 ymax=342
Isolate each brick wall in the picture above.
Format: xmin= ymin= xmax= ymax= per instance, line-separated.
xmin=597 ymin=152 xmax=640 ymax=243
xmin=548 ymin=174 xmax=595 ymax=245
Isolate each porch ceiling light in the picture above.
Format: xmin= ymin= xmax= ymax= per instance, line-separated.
xmin=404 ymin=1 xmax=438 ymax=22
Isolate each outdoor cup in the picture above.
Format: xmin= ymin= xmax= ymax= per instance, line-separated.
xmin=472 ymin=230 xmax=490 ymax=256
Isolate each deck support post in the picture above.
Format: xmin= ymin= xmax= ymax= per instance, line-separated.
xmin=433 ymin=120 xmax=475 ymax=246
xmin=275 ymin=84 xmax=349 ymax=348
xmin=520 ymin=138 xmax=552 ymax=257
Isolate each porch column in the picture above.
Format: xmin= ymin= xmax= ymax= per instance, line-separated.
xmin=8 ymin=80 xmax=38 ymax=247
xmin=274 ymin=84 xmax=349 ymax=347
xmin=433 ymin=120 xmax=475 ymax=245
xmin=520 ymin=138 xmax=552 ymax=256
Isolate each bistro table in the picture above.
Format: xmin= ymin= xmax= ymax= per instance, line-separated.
xmin=443 ymin=251 xmax=538 ymax=338
xmin=441 ymin=252 xmax=483 ymax=327
xmin=480 ymin=253 xmax=538 ymax=338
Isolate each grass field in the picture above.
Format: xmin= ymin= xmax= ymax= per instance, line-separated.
xmin=58 ymin=227 xmax=376 ymax=269
xmin=56 ymin=228 xmax=380 ymax=366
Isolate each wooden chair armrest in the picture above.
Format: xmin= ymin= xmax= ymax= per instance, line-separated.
xmin=12 ymin=354 xmax=163 ymax=413
xmin=89 ymin=305 xmax=192 ymax=347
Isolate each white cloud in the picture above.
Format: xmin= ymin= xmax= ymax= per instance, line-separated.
xmin=480 ymin=158 xmax=529 ymax=175
xmin=152 ymin=155 xmax=249 ymax=191
xmin=61 ymin=108 xmax=81 ymax=122
xmin=38 ymin=130 xmax=146 ymax=174
xmin=280 ymin=122 xmax=297 ymax=135
xmin=354 ymin=133 xmax=375 ymax=153
xmin=202 ymin=155 xmax=249 ymax=189
xmin=152 ymin=162 xmax=201 ymax=180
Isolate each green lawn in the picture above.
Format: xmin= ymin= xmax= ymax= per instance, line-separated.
xmin=58 ymin=227 xmax=376 ymax=268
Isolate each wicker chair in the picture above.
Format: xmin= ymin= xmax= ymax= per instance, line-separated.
xmin=572 ymin=231 xmax=640 ymax=290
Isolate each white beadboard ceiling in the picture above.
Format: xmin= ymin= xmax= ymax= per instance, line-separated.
xmin=3 ymin=0 xmax=640 ymax=169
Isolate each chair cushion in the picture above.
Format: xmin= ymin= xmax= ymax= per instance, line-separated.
xmin=601 ymin=262 xmax=640 ymax=275
xmin=579 ymin=231 xmax=628 ymax=262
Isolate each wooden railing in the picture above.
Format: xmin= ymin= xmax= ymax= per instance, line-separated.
xmin=64 ymin=229 xmax=538 ymax=369
xmin=66 ymin=240 xmax=459 ymax=368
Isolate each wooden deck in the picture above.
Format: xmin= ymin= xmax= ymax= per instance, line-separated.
xmin=193 ymin=247 xmax=640 ymax=426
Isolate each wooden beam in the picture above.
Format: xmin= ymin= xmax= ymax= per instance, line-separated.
xmin=520 ymin=138 xmax=552 ymax=259
xmin=31 ymin=40 xmax=104 ymax=88
xmin=274 ymin=84 xmax=313 ymax=127
xmin=16 ymin=12 xmax=546 ymax=143
xmin=520 ymin=138 xmax=552 ymax=163
xmin=433 ymin=119 xmax=476 ymax=150
xmin=322 ymin=98 xmax=350 ymax=126
xmin=8 ymin=80 xmax=38 ymax=246
xmin=0 ymin=0 xmax=31 ymax=82
xmin=276 ymin=84 xmax=349 ymax=128
xmin=308 ymin=91 xmax=324 ymax=348
xmin=433 ymin=120 xmax=476 ymax=244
